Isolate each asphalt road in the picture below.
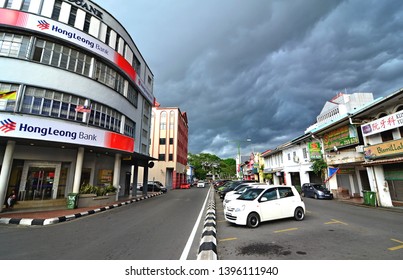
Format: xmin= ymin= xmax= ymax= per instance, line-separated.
xmin=0 ymin=187 xmax=210 ymax=260
xmin=216 ymin=192 xmax=403 ymax=260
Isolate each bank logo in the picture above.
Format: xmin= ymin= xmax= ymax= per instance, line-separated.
xmin=37 ymin=20 xmax=50 ymax=30
xmin=0 ymin=118 xmax=16 ymax=133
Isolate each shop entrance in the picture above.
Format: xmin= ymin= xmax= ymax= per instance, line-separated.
xmin=19 ymin=162 xmax=61 ymax=201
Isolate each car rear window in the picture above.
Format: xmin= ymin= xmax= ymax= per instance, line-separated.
xmin=278 ymin=187 xmax=294 ymax=198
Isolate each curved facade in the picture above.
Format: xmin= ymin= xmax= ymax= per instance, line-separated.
xmin=0 ymin=0 xmax=154 ymax=210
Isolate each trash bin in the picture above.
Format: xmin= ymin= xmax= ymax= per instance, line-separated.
xmin=67 ymin=193 xmax=78 ymax=209
xmin=362 ymin=190 xmax=376 ymax=206
xmin=367 ymin=191 xmax=377 ymax=207
xmin=362 ymin=190 xmax=369 ymax=205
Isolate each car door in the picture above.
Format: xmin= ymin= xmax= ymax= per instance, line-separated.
xmin=277 ymin=187 xmax=297 ymax=218
xmin=258 ymin=188 xmax=282 ymax=222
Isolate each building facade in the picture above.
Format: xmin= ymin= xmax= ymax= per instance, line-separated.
xmin=148 ymin=105 xmax=188 ymax=189
xmin=0 ymin=0 xmax=154 ymax=210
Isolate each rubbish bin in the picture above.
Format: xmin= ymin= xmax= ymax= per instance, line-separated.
xmin=362 ymin=190 xmax=376 ymax=206
xmin=67 ymin=193 xmax=78 ymax=209
xmin=367 ymin=191 xmax=377 ymax=207
xmin=362 ymin=190 xmax=369 ymax=205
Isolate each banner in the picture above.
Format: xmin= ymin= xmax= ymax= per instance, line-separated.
xmin=0 ymin=113 xmax=134 ymax=152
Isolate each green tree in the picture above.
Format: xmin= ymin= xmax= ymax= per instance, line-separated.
xmin=188 ymin=153 xmax=236 ymax=180
xmin=311 ymin=158 xmax=327 ymax=180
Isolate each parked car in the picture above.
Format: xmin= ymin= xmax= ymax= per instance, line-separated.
xmin=197 ymin=181 xmax=206 ymax=188
xmin=223 ymin=183 xmax=266 ymax=208
xmin=224 ymin=185 xmax=305 ymax=228
xmin=138 ymin=182 xmax=167 ymax=193
xmin=301 ymin=183 xmax=333 ymax=199
xmin=218 ymin=180 xmax=257 ymax=199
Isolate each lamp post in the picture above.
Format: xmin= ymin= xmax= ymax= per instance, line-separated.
xmin=228 ymin=138 xmax=251 ymax=179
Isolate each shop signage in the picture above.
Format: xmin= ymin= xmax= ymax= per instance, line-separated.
xmin=308 ymin=141 xmax=322 ymax=159
xmin=361 ymin=110 xmax=403 ymax=137
xmin=364 ymin=139 xmax=403 ymax=160
xmin=323 ymin=125 xmax=359 ymax=151
xmin=0 ymin=113 xmax=134 ymax=153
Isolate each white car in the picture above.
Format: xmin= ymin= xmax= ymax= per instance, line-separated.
xmin=197 ymin=181 xmax=206 ymax=188
xmin=223 ymin=183 xmax=267 ymax=208
xmin=224 ymin=185 xmax=305 ymax=228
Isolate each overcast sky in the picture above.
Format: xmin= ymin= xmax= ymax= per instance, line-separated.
xmin=96 ymin=0 xmax=403 ymax=159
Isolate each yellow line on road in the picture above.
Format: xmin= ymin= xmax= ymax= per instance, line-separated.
xmin=388 ymin=239 xmax=403 ymax=251
xmin=324 ymin=219 xmax=348 ymax=225
xmin=274 ymin=228 xmax=298 ymax=233
xmin=219 ymin=237 xmax=237 ymax=242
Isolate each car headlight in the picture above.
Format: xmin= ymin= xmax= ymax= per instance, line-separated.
xmin=235 ymin=205 xmax=245 ymax=212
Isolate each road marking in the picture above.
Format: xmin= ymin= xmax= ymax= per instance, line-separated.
xmin=180 ymin=187 xmax=211 ymax=260
xmin=388 ymin=239 xmax=403 ymax=251
xmin=219 ymin=237 xmax=237 ymax=242
xmin=274 ymin=228 xmax=298 ymax=233
xmin=325 ymin=219 xmax=348 ymax=225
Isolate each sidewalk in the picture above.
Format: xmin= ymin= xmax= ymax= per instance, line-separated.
xmin=0 ymin=193 xmax=163 ymax=226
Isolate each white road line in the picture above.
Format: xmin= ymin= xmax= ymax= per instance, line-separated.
xmin=180 ymin=187 xmax=211 ymax=260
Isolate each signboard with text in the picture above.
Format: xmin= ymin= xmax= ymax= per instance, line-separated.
xmin=364 ymin=139 xmax=403 ymax=160
xmin=0 ymin=113 xmax=134 ymax=153
xmin=361 ymin=110 xmax=403 ymax=137
xmin=323 ymin=125 xmax=359 ymax=151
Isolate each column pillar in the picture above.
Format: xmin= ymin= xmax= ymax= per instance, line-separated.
xmin=113 ymin=153 xmax=121 ymax=200
xmin=142 ymin=164 xmax=148 ymax=195
xmin=72 ymin=147 xmax=84 ymax=193
xmin=0 ymin=141 xmax=15 ymax=212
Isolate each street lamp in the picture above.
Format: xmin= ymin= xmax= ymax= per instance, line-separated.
xmin=228 ymin=138 xmax=251 ymax=179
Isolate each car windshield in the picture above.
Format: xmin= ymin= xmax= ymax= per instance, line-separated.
xmin=313 ymin=185 xmax=327 ymax=191
xmin=238 ymin=188 xmax=264 ymax=201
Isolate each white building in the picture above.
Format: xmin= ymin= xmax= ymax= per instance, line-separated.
xmin=0 ymin=0 xmax=155 ymax=211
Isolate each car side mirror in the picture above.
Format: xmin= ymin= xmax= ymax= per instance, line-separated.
xmin=260 ymin=197 xmax=268 ymax=202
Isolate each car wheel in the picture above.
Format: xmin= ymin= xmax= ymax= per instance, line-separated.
xmin=314 ymin=193 xmax=318 ymax=199
xmin=247 ymin=212 xmax=260 ymax=228
xmin=294 ymin=207 xmax=305 ymax=221
xmin=302 ymin=191 xmax=305 ymax=197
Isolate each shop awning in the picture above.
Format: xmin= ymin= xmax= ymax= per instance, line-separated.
xmin=362 ymin=157 xmax=403 ymax=167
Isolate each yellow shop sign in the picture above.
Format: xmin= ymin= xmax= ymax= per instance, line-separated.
xmin=364 ymin=139 xmax=403 ymax=159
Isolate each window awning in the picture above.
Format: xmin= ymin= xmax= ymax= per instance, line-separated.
xmin=362 ymin=157 xmax=403 ymax=167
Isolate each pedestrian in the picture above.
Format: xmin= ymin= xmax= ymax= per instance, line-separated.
xmin=6 ymin=190 xmax=16 ymax=208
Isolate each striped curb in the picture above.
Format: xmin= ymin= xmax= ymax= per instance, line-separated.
xmin=197 ymin=189 xmax=217 ymax=260
xmin=0 ymin=192 xmax=163 ymax=226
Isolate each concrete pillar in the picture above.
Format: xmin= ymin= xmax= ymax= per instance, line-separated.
xmin=0 ymin=141 xmax=15 ymax=212
xmin=131 ymin=164 xmax=138 ymax=197
xmin=113 ymin=153 xmax=121 ymax=200
xmin=72 ymin=147 xmax=84 ymax=193
xmin=142 ymin=164 xmax=148 ymax=195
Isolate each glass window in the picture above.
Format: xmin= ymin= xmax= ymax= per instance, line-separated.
xmin=159 ymin=138 xmax=166 ymax=145
xmin=0 ymin=83 xmax=19 ymax=112
xmin=278 ymin=187 xmax=294 ymax=198
xmin=261 ymin=188 xmax=278 ymax=201
xmin=51 ymin=0 xmax=63 ymax=21
xmin=68 ymin=5 xmax=78 ymax=26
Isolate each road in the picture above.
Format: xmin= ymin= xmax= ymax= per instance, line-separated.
xmin=0 ymin=187 xmax=210 ymax=260
xmin=216 ymin=192 xmax=403 ymax=260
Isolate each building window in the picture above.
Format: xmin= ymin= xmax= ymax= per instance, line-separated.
xmin=169 ymin=138 xmax=174 ymax=145
xmin=160 ymin=111 xmax=167 ymax=130
xmin=381 ymin=130 xmax=394 ymax=142
xmin=68 ymin=5 xmax=78 ymax=26
xmin=21 ymin=0 xmax=31 ymax=12
xmin=0 ymin=32 xmax=31 ymax=59
xmin=0 ymin=82 xmax=19 ymax=112
xmin=169 ymin=154 xmax=173 ymax=161
xmin=302 ymin=148 xmax=308 ymax=159
xmin=127 ymin=85 xmax=138 ymax=107
xmin=159 ymin=138 xmax=166 ymax=145
xmin=124 ymin=117 xmax=135 ymax=138
xmin=51 ymin=0 xmax=63 ymax=20
xmin=83 ymin=13 xmax=92 ymax=33
xmin=159 ymin=154 xmax=166 ymax=161
xmin=287 ymin=153 xmax=291 ymax=161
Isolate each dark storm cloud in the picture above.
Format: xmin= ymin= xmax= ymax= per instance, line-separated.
xmin=96 ymin=0 xmax=403 ymax=159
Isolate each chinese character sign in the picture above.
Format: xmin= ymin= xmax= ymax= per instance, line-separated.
xmin=361 ymin=110 xmax=403 ymax=136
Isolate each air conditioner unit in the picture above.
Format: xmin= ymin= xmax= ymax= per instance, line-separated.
xmin=355 ymin=145 xmax=364 ymax=153
xmin=293 ymin=155 xmax=300 ymax=163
